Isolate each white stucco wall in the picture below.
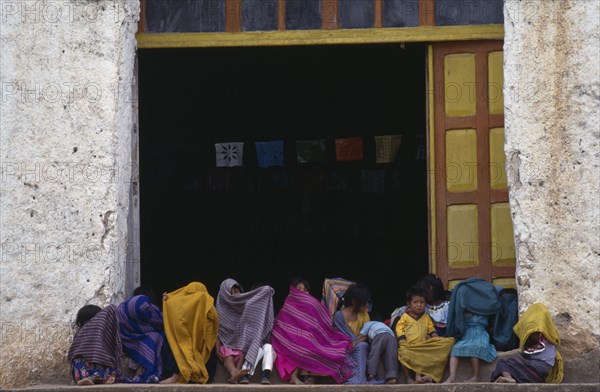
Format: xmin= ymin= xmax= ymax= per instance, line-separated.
xmin=504 ymin=0 xmax=600 ymax=358
xmin=0 ymin=0 xmax=139 ymax=387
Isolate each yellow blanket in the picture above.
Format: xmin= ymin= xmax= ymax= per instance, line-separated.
xmin=163 ymin=282 xmax=219 ymax=383
xmin=398 ymin=337 xmax=455 ymax=383
xmin=396 ymin=312 xmax=454 ymax=383
xmin=513 ymin=302 xmax=563 ymax=383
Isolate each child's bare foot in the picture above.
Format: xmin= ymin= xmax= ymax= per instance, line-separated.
xmin=466 ymin=376 xmax=479 ymax=383
xmin=76 ymin=377 xmax=94 ymax=386
xmin=228 ymin=368 xmax=249 ymax=384
xmin=159 ymin=373 xmax=179 ymax=384
xmin=495 ymin=375 xmax=516 ymax=383
xmin=416 ymin=375 xmax=433 ymax=384
xmin=443 ymin=377 xmax=456 ymax=384
xmin=290 ymin=375 xmax=304 ymax=385
xmin=406 ymin=377 xmax=416 ymax=384
xmin=386 ymin=378 xmax=397 ymax=384
xmin=304 ymin=376 xmax=316 ymax=384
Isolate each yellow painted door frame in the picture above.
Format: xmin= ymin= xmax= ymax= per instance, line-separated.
xmin=136 ymin=25 xmax=503 ymax=48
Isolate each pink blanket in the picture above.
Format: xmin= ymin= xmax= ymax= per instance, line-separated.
xmin=271 ymin=285 xmax=353 ymax=383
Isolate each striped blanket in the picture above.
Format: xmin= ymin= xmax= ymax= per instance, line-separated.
xmin=272 ymin=285 xmax=352 ymax=383
xmin=68 ymin=304 xmax=122 ymax=369
xmin=216 ymin=278 xmax=274 ymax=368
xmin=321 ymin=277 xmax=355 ymax=318
xmin=117 ymin=294 xmax=166 ymax=382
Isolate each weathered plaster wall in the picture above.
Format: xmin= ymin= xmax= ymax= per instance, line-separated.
xmin=0 ymin=0 xmax=139 ymax=387
xmin=504 ymin=0 xmax=600 ymax=359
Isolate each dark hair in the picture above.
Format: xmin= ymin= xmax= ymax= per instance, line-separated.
xmin=133 ymin=286 xmax=158 ymax=307
xmin=290 ymin=276 xmax=311 ymax=292
xmin=421 ymin=274 xmax=446 ymax=303
xmin=444 ymin=290 xmax=453 ymax=301
xmin=75 ymin=304 xmax=102 ymax=328
xmin=341 ymin=283 xmax=371 ymax=309
xmin=414 ymin=280 xmax=432 ymax=301
xmin=406 ymin=286 xmax=429 ymax=303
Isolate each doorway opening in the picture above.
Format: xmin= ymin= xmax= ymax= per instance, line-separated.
xmin=138 ymin=43 xmax=428 ymax=318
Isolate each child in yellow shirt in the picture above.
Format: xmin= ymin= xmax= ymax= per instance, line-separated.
xmin=395 ymin=287 xmax=454 ymax=383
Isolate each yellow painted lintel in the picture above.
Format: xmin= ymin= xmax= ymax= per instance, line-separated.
xmin=137 ymin=25 xmax=504 ymax=49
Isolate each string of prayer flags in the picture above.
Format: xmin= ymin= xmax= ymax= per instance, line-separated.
xmin=215 ymin=142 xmax=244 ymax=167
xmin=296 ymin=139 xmax=326 ymax=163
xmin=374 ymin=135 xmax=402 ymax=164
xmin=255 ymin=140 xmax=284 ymax=168
xmin=335 ymin=137 xmax=363 ymax=161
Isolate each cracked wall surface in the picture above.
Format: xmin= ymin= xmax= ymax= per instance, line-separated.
xmin=0 ymin=0 xmax=139 ymax=387
xmin=504 ymin=0 xmax=600 ymax=359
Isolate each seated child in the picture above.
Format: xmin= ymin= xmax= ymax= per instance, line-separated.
xmin=491 ymin=302 xmax=563 ymax=384
xmin=420 ymin=274 xmax=450 ymax=336
xmin=332 ymin=283 xmax=373 ymax=384
xmin=395 ymin=286 xmax=454 ymax=384
xmin=272 ymin=277 xmax=353 ymax=385
xmin=162 ymin=282 xmax=218 ymax=384
xmin=358 ymin=320 xmax=398 ymax=383
xmin=443 ymin=278 xmax=501 ymax=383
xmin=68 ymin=304 xmax=121 ymax=385
xmin=215 ymin=278 xmax=275 ymax=384
xmin=118 ymin=293 xmax=176 ymax=383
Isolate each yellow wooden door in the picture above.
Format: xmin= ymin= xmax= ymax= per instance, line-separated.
xmin=429 ymin=41 xmax=516 ymax=289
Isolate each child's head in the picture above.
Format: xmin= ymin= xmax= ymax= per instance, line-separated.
xmin=290 ymin=276 xmax=311 ymax=293
xmin=133 ymin=285 xmax=158 ymax=307
xmin=230 ymin=284 xmax=242 ymax=295
xmin=75 ymin=304 xmax=102 ymax=328
xmin=420 ymin=274 xmax=446 ymax=303
xmin=406 ymin=286 xmax=428 ymax=315
xmin=341 ymin=283 xmax=371 ymax=311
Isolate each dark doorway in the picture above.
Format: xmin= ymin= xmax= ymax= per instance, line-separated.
xmin=138 ymin=43 xmax=428 ymax=319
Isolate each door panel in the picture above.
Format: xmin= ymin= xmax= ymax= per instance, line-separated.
xmin=444 ymin=54 xmax=477 ymax=117
xmin=445 ymin=129 xmax=478 ymax=192
xmin=430 ymin=41 xmax=515 ymax=288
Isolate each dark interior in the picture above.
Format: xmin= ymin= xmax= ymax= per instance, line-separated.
xmin=138 ymin=43 xmax=428 ymax=319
